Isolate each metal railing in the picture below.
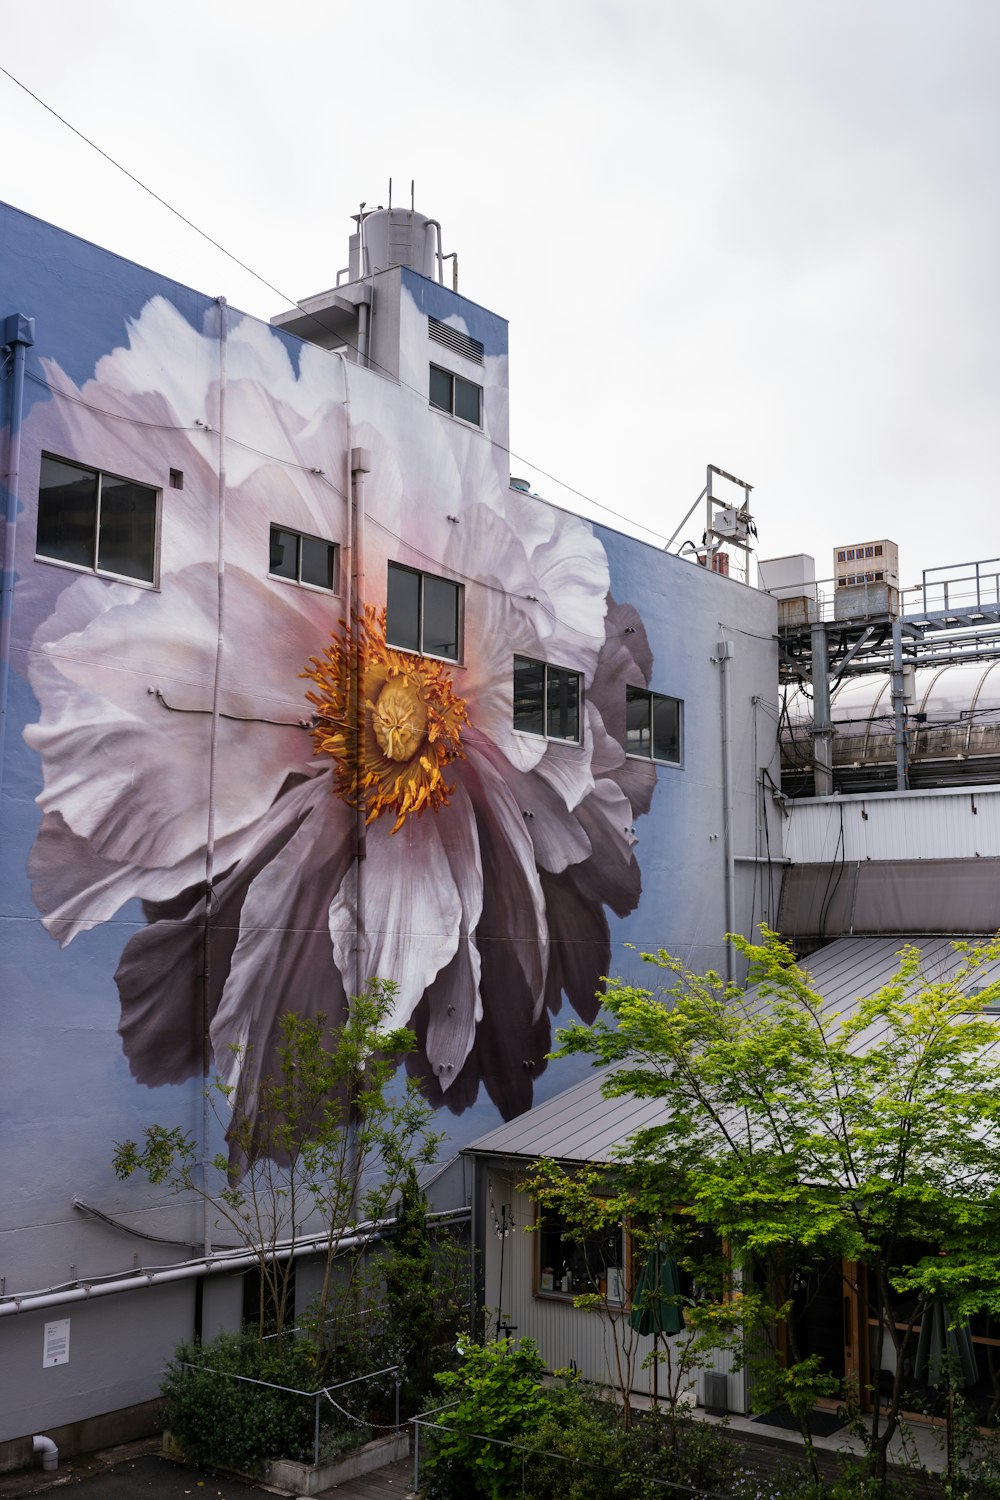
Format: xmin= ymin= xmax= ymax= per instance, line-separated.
xmin=174 ymin=1358 xmax=402 ymax=1467
xmin=767 ymin=559 xmax=1000 ymax=629
xmin=919 ymin=557 xmax=1000 ymax=615
xmin=409 ymin=1408 xmax=724 ymax=1498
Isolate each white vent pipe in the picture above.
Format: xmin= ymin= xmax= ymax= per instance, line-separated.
xmin=33 ymin=1435 xmax=58 ymax=1471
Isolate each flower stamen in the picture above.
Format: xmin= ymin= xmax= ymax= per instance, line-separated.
xmin=302 ymin=605 xmax=468 ymax=833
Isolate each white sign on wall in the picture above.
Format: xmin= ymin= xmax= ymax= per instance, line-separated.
xmin=43 ymin=1318 xmax=70 ymax=1368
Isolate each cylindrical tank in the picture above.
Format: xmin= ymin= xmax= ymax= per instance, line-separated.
xmin=349 ymin=209 xmax=438 ymax=280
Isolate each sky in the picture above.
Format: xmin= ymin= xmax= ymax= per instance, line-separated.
xmin=2 ymin=0 xmax=998 ymax=596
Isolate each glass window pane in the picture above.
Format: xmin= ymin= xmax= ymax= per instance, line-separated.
xmin=386 ymin=564 xmax=421 ymax=652
xmin=269 ymin=526 xmax=299 ymax=580
xmin=513 ymin=655 xmax=545 ymax=736
xmin=37 ymin=456 xmax=98 ymax=569
xmin=96 ymin=476 xmax=157 ymax=582
xmin=546 ymin=665 xmax=580 ymax=742
xmin=300 ymin=534 xmax=335 ymax=590
xmin=429 ymin=366 xmax=452 ymax=413
xmin=422 ymin=574 xmax=460 ymax=659
xmin=454 ymin=376 xmax=482 ymax=426
xmin=626 ymin=686 xmax=652 ymax=757
xmin=652 ymin=695 xmax=681 ymax=764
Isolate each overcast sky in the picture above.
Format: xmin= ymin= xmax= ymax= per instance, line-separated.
xmin=3 ymin=0 xmax=997 ymax=594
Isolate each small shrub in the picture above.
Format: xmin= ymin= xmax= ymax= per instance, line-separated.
xmin=162 ymin=1330 xmax=319 ymax=1468
xmin=423 ymin=1338 xmax=550 ymax=1500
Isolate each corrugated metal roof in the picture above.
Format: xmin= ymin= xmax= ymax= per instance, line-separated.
xmin=463 ymin=935 xmax=1000 ymax=1166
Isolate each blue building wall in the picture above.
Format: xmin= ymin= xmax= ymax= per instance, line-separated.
xmin=0 ymin=201 xmax=780 ymax=1444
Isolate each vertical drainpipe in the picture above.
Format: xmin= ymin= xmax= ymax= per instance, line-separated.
xmin=717 ymin=637 xmax=736 ymax=983
xmin=0 ymin=314 xmax=35 ymax=793
xmin=891 ymin=616 xmax=908 ymax=790
xmin=810 ymin=619 xmax=834 ymax=797
xmin=350 ymin=446 xmax=372 ymax=1002
xmin=201 ymin=297 xmax=229 ymax=1259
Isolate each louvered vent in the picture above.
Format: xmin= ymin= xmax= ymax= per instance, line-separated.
xmin=428 ymin=316 xmax=484 ymax=366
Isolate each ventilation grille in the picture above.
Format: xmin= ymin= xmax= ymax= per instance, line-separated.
xmin=428 ymin=316 xmax=484 ymax=365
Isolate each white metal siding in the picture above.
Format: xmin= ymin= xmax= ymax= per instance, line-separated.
xmin=784 ymin=786 xmax=1000 ymax=864
xmin=483 ymin=1177 xmax=744 ymax=1412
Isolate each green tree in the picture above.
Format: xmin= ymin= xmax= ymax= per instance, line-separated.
xmin=424 ymin=1337 xmax=550 ymax=1499
xmin=378 ymin=1164 xmax=471 ymax=1411
xmin=552 ymin=931 xmax=1000 ymax=1497
xmin=521 ymin=1159 xmax=758 ymax=1439
xmin=113 ymin=978 xmax=441 ymax=1360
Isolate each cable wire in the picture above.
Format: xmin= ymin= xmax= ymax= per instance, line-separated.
xmin=0 ymin=62 xmax=694 ymax=553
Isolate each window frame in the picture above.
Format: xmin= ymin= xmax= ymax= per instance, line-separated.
xmin=35 ymin=452 xmax=161 ymax=588
xmin=534 ymin=1202 xmax=629 ymax=1307
xmin=624 ymin=685 xmax=683 ymax=767
xmin=386 ymin=561 xmax=463 ymax=663
xmin=428 ymin=362 xmax=483 ymax=429
xmin=268 ymin=523 xmax=340 ymax=594
xmin=512 ymin=654 xmax=583 ymax=744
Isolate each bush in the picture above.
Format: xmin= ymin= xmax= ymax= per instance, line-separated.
xmin=423 ymin=1338 xmax=550 ymax=1499
xmin=162 ymin=1330 xmax=320 ymax=1468
xmin=420 ymin=1340 xmax=825 ymax=1500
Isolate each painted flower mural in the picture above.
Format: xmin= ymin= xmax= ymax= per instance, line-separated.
xmin=22 ymin=296 xmax=656 ymax=1140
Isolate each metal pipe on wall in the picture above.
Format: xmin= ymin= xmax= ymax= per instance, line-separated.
xmin=350 ymin=446 xmax=372 ymax=1003
xmin=891 ymin=617 xmax=909 ymax=790
xmin=199 ymin=298 xmax=230 ymax=1260
xmin=810 ymin=619 xmax=835 ymax=797
xmin=0 ymin=314 xmax=34 ymax=792
xmin=717 ymin=637 xmax=736 ymax=982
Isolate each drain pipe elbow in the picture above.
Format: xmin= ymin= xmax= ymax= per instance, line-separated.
xmin=33 ymin=1435 xmax=58 ymax=1471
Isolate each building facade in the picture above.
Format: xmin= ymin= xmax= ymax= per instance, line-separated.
xmin=0 ymin=200 xmax=781 ymax=1454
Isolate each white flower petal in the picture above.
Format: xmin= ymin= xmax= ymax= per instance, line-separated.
xmin=329 ymin=813 xmax=463 ymax=1028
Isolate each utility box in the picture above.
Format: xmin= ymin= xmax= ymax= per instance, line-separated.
xmin=834 ymin=580 xmax=899 ymax=619
xmin=833 ymin=538 xmax=900 ymax=617
xmin=758 ymin=553 xmax=816 ymax=626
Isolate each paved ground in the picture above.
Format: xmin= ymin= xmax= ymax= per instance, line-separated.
xmin=313 ymin=1455 xmax=415 ymax=1497
xmin=0 ymin=1442 xmax=418 ymax=1500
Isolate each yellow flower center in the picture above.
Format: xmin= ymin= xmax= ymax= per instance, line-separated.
xmin=370 ymin=676 xmax=428 ymax=762
xmin=302 ymin=605 xmax=469 ymax=833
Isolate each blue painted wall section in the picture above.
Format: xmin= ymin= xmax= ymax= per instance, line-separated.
xmin=0 ymin=200 xmax=780 ymax=1443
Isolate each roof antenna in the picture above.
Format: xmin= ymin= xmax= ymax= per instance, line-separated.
xmin=411 ymin=179 xmax=415 ymax=211
xmin=388 ymin=177 xmax=392 ymax=210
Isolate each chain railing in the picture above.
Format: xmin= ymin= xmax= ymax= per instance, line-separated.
xmin=409 ymin=1408 xmax=730 ymax=1498
xmin=174 ymin=1357 xmax=402 ymax=1467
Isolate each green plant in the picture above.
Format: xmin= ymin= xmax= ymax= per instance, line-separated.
xmin=161 ymin=1330 xmax=319 ymax=1468
xmin=376 ymin=1164 xmax=470 ymax=1412
xmin=423 ymin=1338 xmax=550 ymax=1499
xmin=551 ymin=930 xmax=1000 ymax=1497
xmin=113 ymin=979 xmax=441 ymax=1361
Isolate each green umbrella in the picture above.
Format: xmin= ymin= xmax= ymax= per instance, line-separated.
xmin=914 ymin=1301 xmax=978 ymax=1388
xmin=629 ymin=1245 xmax=685 ymax=1337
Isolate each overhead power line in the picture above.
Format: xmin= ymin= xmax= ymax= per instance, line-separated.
xmin=0 ymin=62 xmax=673 ymax=547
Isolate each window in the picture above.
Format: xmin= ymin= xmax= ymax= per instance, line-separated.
xmin=386 ymin=563 xmax=461 ymax=660
xmin=626 ymin=686 xmax=682 ymax=765
xmin=36 ymin=454 xmax=158 ymax=584
xmin=537 ymin=1206 xmax=626 ymax=1303
xmin=513 ymin=656 xmax=581 ymax=742
xmin=837 ymin=551 xmax=846 ymax=563
xmin=875 ymin=545 xmax=883 ymax=557
xmin=269 ymin=525 xmax=337 ymax=591
xmin=429 ymin=364 xmax=482 ymax=427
